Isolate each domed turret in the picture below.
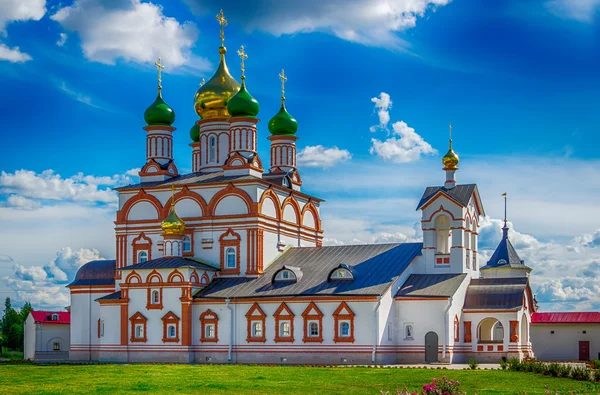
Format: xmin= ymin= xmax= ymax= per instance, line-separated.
xmin=144 ymin=93 xmax=175 ymax=126
xmin=228 ymin=80 xmax=260 ymax=118
xmin=190 ymin=123 xmax=200 ymax=142
xmin=442 ymin=141 xmax=459 ymax=170
xmin=161 ymin=204 xmax=185 ymax=236
xmin=268 ymin=102 xmax=298 ymax=136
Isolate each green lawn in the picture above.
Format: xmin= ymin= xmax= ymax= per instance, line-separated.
xmin=0 ymin=364 xmax=598 ymax=394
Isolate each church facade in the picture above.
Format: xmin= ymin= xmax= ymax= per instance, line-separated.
xmin=68 ymin=11 xmax=536 ymax=364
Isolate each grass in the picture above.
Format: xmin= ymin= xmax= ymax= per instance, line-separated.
xmin=0 ymin=364 xmax=599 ymax=394
xmin=0 ymin=348 xmax=23 ymax=360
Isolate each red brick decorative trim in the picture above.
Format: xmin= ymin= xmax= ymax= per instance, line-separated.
xmin=281 ymin=195 xmax=302 ymax=227
xmin=207 ymin=183 xmax=257 ymax=216
xmin=161 ymin=186 xmax=208 ymax=219
xmin=302 ymin=302 xmax=324 ymax=343
xmin=200 ymin=309 xmax=219 ymax=343
xmin=125 ymin=270 xmax=142 ymax=284
xmin=162 ymin=311 xmax=180 ymax=343
xmin=333 ymin=302 xmax=355 ymax=343
xmin=146 ymin=286 xmax=163 ymax=310
xmin=273 ymin=303 xmax=295 ymax=343
xmin=464 ymin=321 xmax=472 ymax=343
xmin=117 ymin=189 xmax=162 ymax=222
xmin=258 ymin=187 xmax=282 ymax=221
xmin=300 ymin=201 xmax=321 ymax=231
xmin=167 ymin=269 xmax=184 ymax=283
xmin=245 ymin=303 xmax=266 ymax=343
xmin=129 ymin=312 xmax=147 ymax=343
xmin=510 ymin=320 xmax=519 ymax=343
xmin=132 ymin=232 xmax=152 ymax=264
xmin=220 ymin=228 xmax=241 ymax=275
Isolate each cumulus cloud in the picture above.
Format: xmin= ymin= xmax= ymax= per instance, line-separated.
xmin=2 ymin=248 xmax=105 ymax=309
xmin=1 ymin=195 xmax=41 ymax=210
xmin=0 ymin=0 xmax=46 ymax=31
xmin=0 ymin=43 xmax=32 ymax=63
xmin=297 ymin=145 xmax=352 ymax=168
xmin=56 ymin=32 xmax=68 ymax=47
xmin=370 ymin=92 xmax=392 ymax=132
xmin=370 ymin=120 xmax=437 ymax=163
xmin=546 ymin=0 xmax=600 ymax=22
xmin=51 ymin=0 xmax=203 ymax=68
xmin=184 ymin=0 xmax=450 ymax=50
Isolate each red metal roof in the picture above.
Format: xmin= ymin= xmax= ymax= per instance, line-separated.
xmin=531 ymin=312 xmax=600 ymax=324
xmin=31 ymin=311 xmax=70 ymax=325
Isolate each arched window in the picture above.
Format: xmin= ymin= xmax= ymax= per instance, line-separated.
xmin=168 ymin=325 xmax=176 ymax=338
xmin=434 ymin=215 xmax=451 ymax=255
xmin=138 ymin=251 xmax=148 ymax=263
xmin=209 ymin=136 xmax=216 ymax=162
xmin=135 ymin=324 xmax=144 ymax=339
xmin=252 ymin=321 xmax=262 ymax=337
xmin=329 ymin=266 xmax=354 ymax=281
xmin=151 ymin=290 xmax=159 ymax=304
xmin=205 ymin=324 xmax=215 ymax=339
xmin=309 ymin=322 xmax=319 ymax=337
xmin=279 ymin=321 xmax=291 ymax=337
xmin=226 ymin=247 xmax=236 ymax=269
xmin=405 ymin=324 xmax=413 ymax=339
xmin=183 ymin=236 xmax=191 ymax=252
xmin=340 ymin=322 xmax=350 ymax=337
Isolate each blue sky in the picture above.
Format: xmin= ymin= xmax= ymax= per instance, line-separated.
xmin=1 ymin=0 xmax=600 ymax=311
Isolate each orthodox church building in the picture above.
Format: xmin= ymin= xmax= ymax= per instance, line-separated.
xmin=68 ymin=11 xmax=536 ymax=364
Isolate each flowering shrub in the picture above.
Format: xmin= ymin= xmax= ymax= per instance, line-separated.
xmin=380 ymin=377 xmax=465 ymax=395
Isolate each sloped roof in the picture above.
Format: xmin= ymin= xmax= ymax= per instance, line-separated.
xmin=195 ymin=243 xmax=423 ymax=299
xmin=416 ymin=184 xmax=483 ymax=214
xmin=119 ymin=257 xmax=218 ymax=272
xmin=532 ymin=312 xmax=600 ymax=324
xmin=115 ymin=171 xmax=255 ymax=190
xmin=31 ymin=311 xmax=70 ymax=325
xmin=396 ymin=274 xmax=467 ymax=299
xmin=95 ymin=291 xmax=122 ymax=302
xmin=463 ymin=277 xmax=528 ymax=310
xmin=481 ymin=226 xmax=532 ymax=272
xmin=68 ymin=260 xmax=116 ymax=287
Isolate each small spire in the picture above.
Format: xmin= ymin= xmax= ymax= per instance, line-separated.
xmin=502 ymin=192 xmax=509 ymax=239
xmin=278 ymin=68 xmax=287 ymax=104
xmin=237 ymin=45 xmax=248 ymax=81
xmin=449 ymin=122 xmax=453 ymax=148
xmin=154 ymin=57 xmax=165 ymax=96
xmin=216 ymin=9 xmax=228 ymax=51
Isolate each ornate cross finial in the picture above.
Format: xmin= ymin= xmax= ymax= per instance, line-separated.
xmin=154 ymin=57 xmax=165 ymax=93
xmin=200 ymin=78 xmax=205 ymax=87
xmin=216 ymin=9 xmax=227 ymax=48
xmin=279 ymin=69 xmax=287 ymax=102
xmin=502 ymin=192 xmax=507 ymax=224
xmin=237 ymin=45 xmax=248 ymax=80
xmin=449 ymin=122 xmax=453 ymax=141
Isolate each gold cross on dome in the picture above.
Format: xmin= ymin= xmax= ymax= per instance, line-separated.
xmin=279 ymin=69 xmax=287 ymax=101
xmin=154 ymin=57 xmax=165 ymax=91
xmin=449 ymin=122 xmax=453 ymax=141
xmin=200 ymin=78 xmax=205 ymax=87
xmin=237 ymin=45 xmax=248 ymax=79
xmin=216 ymin=9 xmax=228 ymax=47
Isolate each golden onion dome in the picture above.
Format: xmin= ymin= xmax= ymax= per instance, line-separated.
xmin=193 ymin=47 xmax=240 ymax=119
xmin=442 ymin=139 xmax=460 ymax=170
xmin=161 ymin=204 xmax=185 ymax=236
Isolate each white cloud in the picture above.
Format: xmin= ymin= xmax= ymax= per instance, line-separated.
xmin=370 ymin=120 xmax=437 ymax=163
xmin=184 ymin=0 xmax=450 ymax=50
xmin=59 ymin=81 xmax=101 ymax=108
xmin=0 ymin=0 xmax=46 ymax=31
xmin=51 ymin=0 xmax=202 ymax=68
xmin=0 ymin=43 xmax=32 ymax=63
xmin=546 ymin=0 xmax=600 ymax=22
xmin=297 ymin=145 xmax=352 ymax=168
xmin=56 ymin=32 xmax=68 ymax=47
xmin=370 ymin=92 xmax=392 ymax=132
xmin=2 ymin=195 xmax=41 ymax=210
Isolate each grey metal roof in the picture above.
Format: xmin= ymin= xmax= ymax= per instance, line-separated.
xmin=115 ymin=171 xmax=256 ymax=190
xmin=119 ymin=257 xmax=218 ymax=271
xmin=68 ymin=260 xmax=116 ymax=287
xmin=416 ymin=184 xmax=479 ymax=211
xmin=196 ymin=243 xmax=423 ymax=299
xmin=95 ymin=291 xmax=121 ymax=302
xmin=396 ymin=274 xmax=467 ymax=298
xmin=463 ymin=277 xmax=528 ymax=310
xmin=481 ymin=226 xmax=532 ymax=272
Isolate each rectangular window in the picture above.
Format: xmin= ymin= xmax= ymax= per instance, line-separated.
xmin=279 ymin=321 xmax=291 ymax=337
xmin=135 ymin=324 xmax=144 ymax=339
xmin=53 ymin=342 xmax=60 ymax=351
xmin=205 ymin=324 xmax=215 ymax=338
xmin=252 ymin=321 xmax=262 ymax=337
xmin=339 ymin=321 xmax=350 ymax=337
xmin=100 ymin=320 xmax=105 ymax=337
xmin=309 ymin=321 xmax=319 ymax=337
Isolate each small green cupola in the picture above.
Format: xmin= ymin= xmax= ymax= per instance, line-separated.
xmin=190 ymin=123 xmax=200 ymax=142
xmin=268 ymin=69 xmax=298 ymax=136
xmin=144 ymin=93 xmax=176 ymax=126
xmin=227 ymin=80 xmax=260 ymax=118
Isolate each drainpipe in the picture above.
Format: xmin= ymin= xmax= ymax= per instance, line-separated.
xmin=372 ymin=296 xmax=382 ymax=364
xmin=226 ymin=298 xmax=233 ymax=362
xmin=442 ymin=297 xmax=453 ymax=359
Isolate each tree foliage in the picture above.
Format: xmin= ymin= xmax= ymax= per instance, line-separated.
xmin=1 ymin=298 xmax=30 ymax=351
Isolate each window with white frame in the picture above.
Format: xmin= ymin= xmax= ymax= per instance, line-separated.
xmin=183 ymin=236 xmax=191 ymax=252
xmin=339 ymin=321 xmax=351 ymax=337
xmin=274 ymin=269 xmax=296 ymax=282
xmin=167 ymin=324 xmax=176 ymax=339
xmin=52 ymin=313 xmax=58 ymax=321
xmin=138 ymin=251 xmax=148 ymax=263
xmin=405 ymin=324 xmax=414 ymax=340
xmin=252 ymin=321 xmax=262 ymax=337
xmin=309 ymin=321 xmax=319 ymax=337
xmin=135 ymin=324 xmax=144 ymax=339
xmin=151 ymin=290 xmax=160 ymax=304
xmin=205 ymin=323 xmax=215 ymax=339
xmin=209 ymin=136 xmax=216 ymax=162
xmin=226 ymin=247 xmax=236 ymax=269
xmin=330 ymin=268 xmax=354 ymax=281
xmin=279 ymin=321 xmax=291 ymax=337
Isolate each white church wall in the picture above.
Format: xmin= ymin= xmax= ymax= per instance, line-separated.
xmin=282 ymin=204 xmax=298 ymax=224
xmin=99 ymin=305 xmax=120 ymax=345
xmin=215 ymin=195 xmax=248 ymax=216
xmin=24 ymin=314 xmax=35 ymax=360
xmin=118 ymin=192 xmax=137 ymax=211
xmin=260 ymin=196 xmax=277 ymax=218
xmin=174 ymin=198 xmax=203 ymax=217
xmin=70 ymin=291 xmax=110 ymax=360
xmin=127 ymin=201 xmax=160 ymax=221
xmin=531 ymin=324 xmax=600 ymax=361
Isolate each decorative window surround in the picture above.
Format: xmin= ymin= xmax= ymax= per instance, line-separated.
xmin=200 ymin=309 xmax=219 ymax=343
xmin=246 ymin=303 xmax=266 ymax=343
xmin=333 ymin=302 xmax=355 ymax=343
xmin=302 ymin=302 xmax=323 ymax=343
xmin=274 ymin=303 xmax=295 ymax=343
xmin=162 ymin=311 xmax=180 ymax=343
xmin=129 ymin=312 xmax=147 ymax=343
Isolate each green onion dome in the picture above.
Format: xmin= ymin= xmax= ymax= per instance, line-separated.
xmin=144 ymin=93 xmax=175 ymax=126
xmin=227 ymin=80 xmax=260 ymax=118
xmin=268 ymin=102 xmax=298 ymax=136
xmin=190 ymin=123 xmax=200 ymax=142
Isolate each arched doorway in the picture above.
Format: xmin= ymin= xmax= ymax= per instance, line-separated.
xmin=425 ymin=331 xmax=439 ymax=363
xmin=478 ymin=318 xmax=504 ymax=343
